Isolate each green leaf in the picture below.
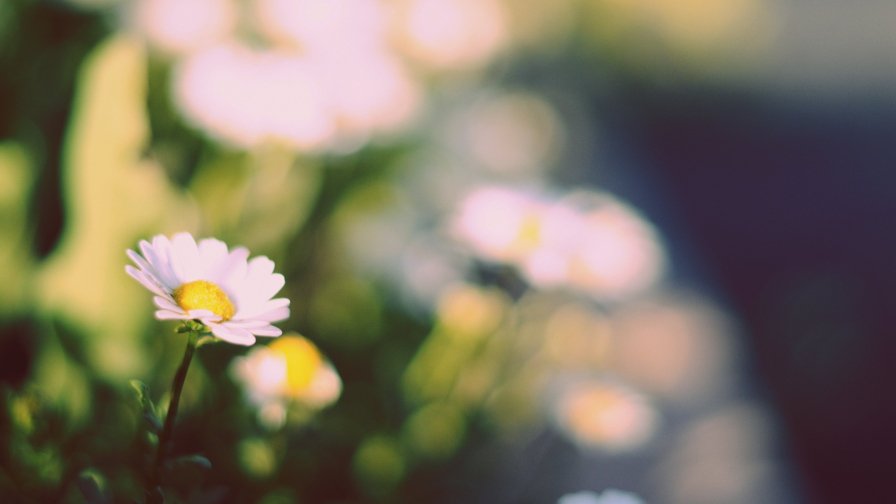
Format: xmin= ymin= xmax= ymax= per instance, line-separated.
xmin=129 ymin=379 xmax=161 ymax=433
xmin=163 ymin=454 xmax=213 ymax=491
xmin=169 ymin=454 xmax=212 ymax=471
xmin=76 ymin=469 xmax=109 ymax=504
xmin=129 ymin=379 xmax=149 ymax=404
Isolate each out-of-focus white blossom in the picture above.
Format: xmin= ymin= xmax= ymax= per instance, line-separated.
xmin=172 ymin=38 xmax=422 ymax=150
xmin=173 ymin=44 xmax=336 ymax=150
xmin=230 ymin=334 xmax=341 ymax=428
xmin=392 ymin=0 xmax=509 ymax=71
xmin=127 ymin=0 xmax=236 ymax=55
xmin=254 ymin=0 xmax=386 ymax=52
xmin=557 ymin=489 xmax=645 ymax=504
xmin=308 ymin=49 xmax=422 ymax=138
xmin=557 ymin=489 xmax=646 ymax=504
xmin=452 ymin=186 xmax=664 ymax=299
xmin=551 ymin=378 xmax=658 ymax=452
xmin=451 ymin=185 xmax=550 ymax=265
xmin=126 ymin=0 xmax=515 ymax=152
xmin=562 ymin=192 xmax=666 ymax=299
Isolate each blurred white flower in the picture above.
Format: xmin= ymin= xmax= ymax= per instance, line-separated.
xmin=452 ymin=186 xmax=665 ymax=299
xmin=451 ymin=185 xmax=551 ymax=265
xmin=125 ymin=232 xmax=289 ymax=345
xmin=230 ymin=334 xmax=342 ymax=427
xmin=551 ymin=378 xmax=658 ymax=452
xmin=563 ymin=192 xmax=665 ymax=299
xmin=172 ymin=43 xmax=336 ymax=150
xmin=557 ymin=489 xmax=646 ymax=504
xmin=393 ymin=0 xmax=508 ymax=70
xmin=172 ymin=38 xmax=422 ymax=151
xmin=254 ymin=0 xmax=386 ymax=52
xmin=127 ymin=0 xmax=236 ymax=55
xmin=308 ymin=48 xmax=422 ymax=137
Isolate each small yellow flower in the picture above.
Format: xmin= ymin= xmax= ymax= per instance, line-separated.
xmin=126 ymin=232 xmax=289 ymax=345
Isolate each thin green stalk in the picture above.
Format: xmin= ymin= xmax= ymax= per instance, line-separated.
xmin=147 ymin=329 xmax=198 ymax=503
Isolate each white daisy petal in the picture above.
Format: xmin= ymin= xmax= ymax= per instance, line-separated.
xmin=212 ymin=246 xmax=250 ymax=288
xmin=170 ymin=232 xmax=202 ymax=283
xmin=137 ymin=241 xmax=170 ymax=289
xmin=146 ymin=236 xmax=180 ymax=289
xmin=210 ymin=324 xmax=256 ymax=345
xmin=197 ymin=238 xmax=229 ymax=278
xmin=236 ymin=297 xmax=290 ymax=320
xmin=138 ymin=239 xmax=159 ymax=268
xmin=254 ymin=305 xmax=290 ymax=323
xmin=128 ymin=232 xmax=290 ymax=347
xmin=226 ymin=320 xmax=271 ymax=329
xmin=156 ymin=310 xmax=192 ymax=320
xmin=126 ymin=266 xmax=169 ymax=297
xmin=126 ymin=249 xmax=153 ymax=276
xmin=248 ymin=256 xmax=275 ymax=277
xmin=233 ymin=256 xmax=279 ymax=309
xmin=153 ymin=296 xmax=181 ymax=312
xmin=250 ymin=325 xmax=282 ymax=337
xmin=221 ymin=249 xmax=250 ymax=293
xmin=260 ymin=273 xmax=286 ymax=302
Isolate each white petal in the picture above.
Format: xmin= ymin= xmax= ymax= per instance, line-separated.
xmin=220 ymin=248 xmax=250 ymax=293
xmin=260 ymin=273 xmax=286 ymax=301
xmin=232 ymin=256 xmax=280 ymax=310
xmin=156 ymin=310 xmax=191 ymax=320
xmin=225 ymin=319 xmax=271 ymax=329
xmin=145 ymin=236 xmax=180 ymax=289
xmin=153 ymin=295 xmax=181 ymax=312
xmin=235 ymin=297 xmax=290 ymax=320
xmin=170 ymin=232 xmax=201 ymax=283
xmin=126 ymin=248 xmax=153 ymax=276
xmin=126 ymin=266 xmax=169 ymax=297
xmin=211 ymin=323 xmax=256 ymax=345
xmin=197 ymin=238 xmax=229 ymax=279
xmin=248 ymin=256 xmax=275 ymax=277
xmin=138 ymin=240 xmax=161 ymax=275
xmin=250 ymin=325 xmax=282 ymax=337
xmin=212 ymin=246 xmax=250 ymax=290
xmin=254 ymin=305 xmax=290 ymax=323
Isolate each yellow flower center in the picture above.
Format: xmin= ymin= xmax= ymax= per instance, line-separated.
xmin=514 ymin=212 xmax=542 ymax=250
xmin=269 ymin=337 xmax=323 ymax=396
xmin=173 ymin=280 xmax=235 ymax=321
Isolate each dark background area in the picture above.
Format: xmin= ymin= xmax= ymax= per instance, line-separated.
xmin=631 ymin=92 xmax=896 ymax=503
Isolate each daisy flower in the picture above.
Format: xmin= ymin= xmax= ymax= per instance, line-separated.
xmin=126 ymin=232 xmax=289 ymax=345
xmin=230 ymin=334 xmax=341 ymax=428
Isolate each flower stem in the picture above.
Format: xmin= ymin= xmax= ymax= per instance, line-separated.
xmin=147 ymin=329 xmax=198 ymax=503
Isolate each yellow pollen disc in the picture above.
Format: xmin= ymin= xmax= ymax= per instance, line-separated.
xmin=269 ymin=337 xmax=323 ymax=396
xmin=173 ymin=280 xmax=235 ymax=321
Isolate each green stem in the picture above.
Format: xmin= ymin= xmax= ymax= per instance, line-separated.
xmin=147 ymin=330 xmax=198 ymax=503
